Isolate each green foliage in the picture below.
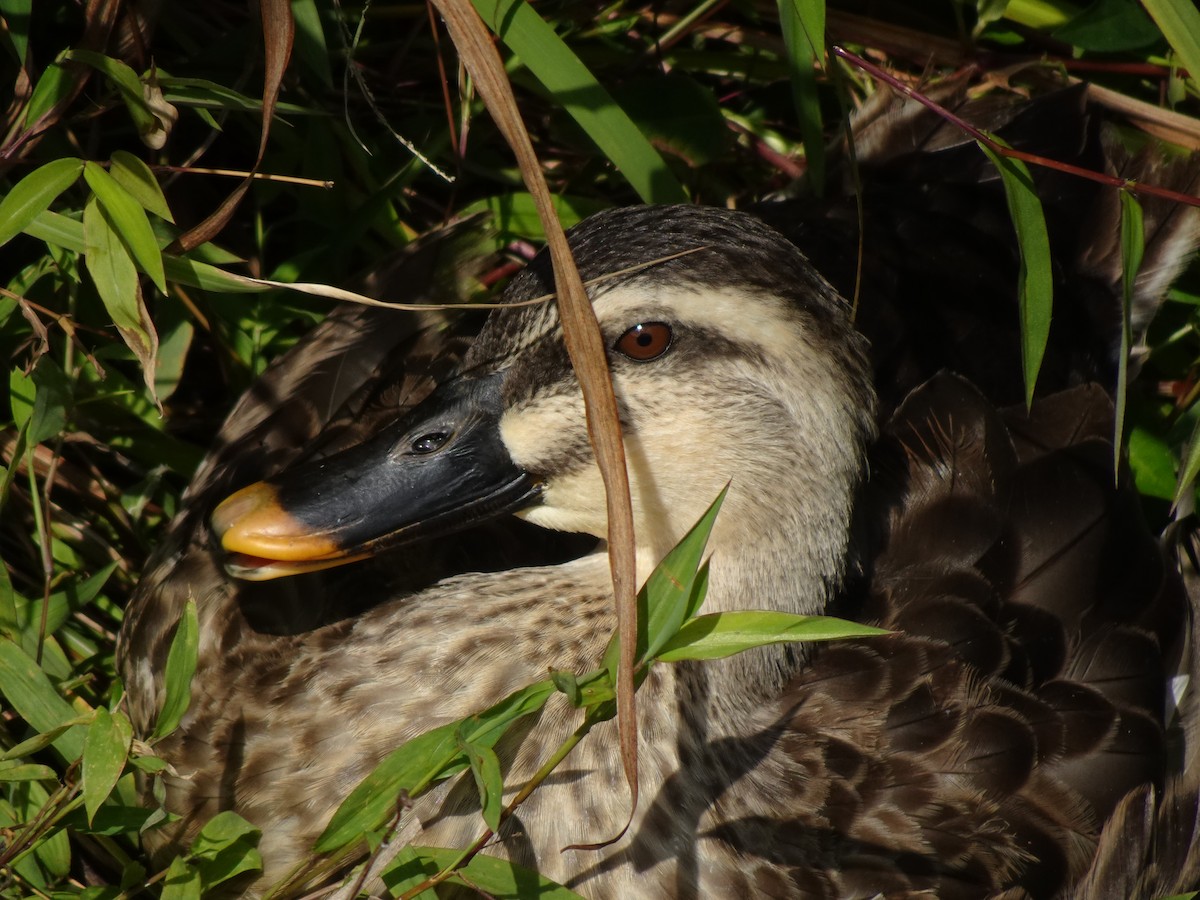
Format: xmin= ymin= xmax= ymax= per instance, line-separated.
xmin=977 ymin=140 xmax=1054 ymax=407
xmin=307 ymin=489 xmax=878 ymax=894
xmin=1 ymin=1 xmax=1198 ymax=897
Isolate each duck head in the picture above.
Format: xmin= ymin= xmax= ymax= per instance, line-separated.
xmin=213 ymin=205 xmax=876 ymax=607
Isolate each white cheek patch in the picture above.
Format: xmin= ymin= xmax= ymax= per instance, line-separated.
xmin=499 ymin=395 xmax=585 ymax=471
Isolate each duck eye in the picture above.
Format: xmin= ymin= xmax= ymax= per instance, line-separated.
xmin=615 ymin=322 xmax=672 ymax=362
xmin=411 ymin=432 xmax=449 ymax=454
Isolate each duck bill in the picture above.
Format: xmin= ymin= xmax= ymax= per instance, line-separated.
xmin=211 ymin=374 xmax=538 ymax=581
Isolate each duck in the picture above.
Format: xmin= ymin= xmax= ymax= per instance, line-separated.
xmin=118 ymin=82 xmax=1200 ymax=898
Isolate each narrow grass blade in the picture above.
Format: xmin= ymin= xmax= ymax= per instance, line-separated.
xmin=469 ymin=0 xmax=686 ymax=204
xmin=1142 ymin=0 xmax=1200 ymax=93
xmin=777 ymin=0 xmax=826 ymax=192
xmin=1174 ymin=416 xmax=1200 ymax=513
xmin=978 ymin=141 xmax=1053 ymax=407
xmin=1116 ymin=190 xmax=1144 ymax=478
xmin=656 ymin=611 xmax=887 ymax=662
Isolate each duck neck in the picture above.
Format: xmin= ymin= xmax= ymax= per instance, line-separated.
xmin=638 ymin=458 xmax=861 ymax=721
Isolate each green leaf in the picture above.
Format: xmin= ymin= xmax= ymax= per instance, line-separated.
xmin=777 ymin=0 xmax=826 ymax=193
xmin=160 ymin=856 xmax=201 ymax=900
xmin=1142 ymin=0 xmax=1200 ymax=94
xmin=109 ymin=150 xmax=174 ymax=222
xmin=9 ymin=362 xmax=67 ymax=449
xmin=1053 ymin=0 xmax=1161 ymax=51
xmin=1174 ymin=416 xmax=1200 ymax=511
xmin=190 ymin=810 xmax=261 ymax=856
xmin=0 ymin=0 xmax=30 ymax=65
xmin=641 ymin=486 xmax=727 ymax=662
xmin=0 ymin=716 xmax=92 ymax=761
xmin=549 ymin=669 xmax=581 ymax=706
xmin=0 ymin=761 xmax=56 ymax=781
xmin=63 ymin=49 xmax=162 ymax=139
xmin=0 ymin=637 xmax=85 ymax=761
xmin=613 ymin=73 xmax=731 ymax=167
xmin=84 ymin=160 xmax=167 ymax=292
xmin=316 ymin=679 xmax=555 ymax=853
xmin=151 ymin=600 xmax=198 ymax=741
xmin=459 ymin=734 xmax=504 ymax=831
xmin=12 ymin=562 xmax=118 ymax=642
xmin=379 ymin=845 xmax=439 ymax=897
xmin=22 ymin=58 xmax=73 ymax=127
xmin=1130 ymin=424 xmax=1177 ymax=501
xmin=34 ymin=819 xmax=71 ymax=880
xmin=189 ymin=811 xmax=262 ymax=888
xmin=1115 ymin=190 xmax=1144 ymax=477
xmin=315 ymin=721 xmax=460 ymax=853
xmin=470 ymin=0 xmax=687 ymax=204
xmin=26 ymin=209 xmax=270 ymax=295
xmin=0 ymin=553 xmax=14 ymax=638
xmin=83 ymin=196 xmax=160 ymax=404
xmin=290 ymin=0 xmax=333 ymax=89
xmin=977 ymin=141 xmax=1053 ymax=407
xmin=0 ymin=157 xmax=82 ymax=248
xmin=459 ymin=193 xmax=608 ymax=244
xmin=82 ymin=707 xmax=133 ymax=823
xmin=656 ymin=611 xmax=887 ymax=662
xmin=383 ymin=847 xmax=587 ymax=899
xmin=83 ymin=196 xmax=142 ymax=333
xmin=8 ymin=357 xmax=71 ymax=452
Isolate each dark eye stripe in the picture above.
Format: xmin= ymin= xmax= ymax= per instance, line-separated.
xmin=615 ymin=322 xmax=672 ymax=361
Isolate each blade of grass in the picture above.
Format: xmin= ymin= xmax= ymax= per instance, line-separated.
xmin=468 ymin=0 xmax=686 ymax=204
xmin=978 ymin=142 xmax=1054 ymax=407
xmin=1116 ymin=190 xmax=1144 ymax=478
xmin=777 ymin=0 xmax=826 ymax=192
xmin=1142 ymin=0 xmax=1200 ymax=93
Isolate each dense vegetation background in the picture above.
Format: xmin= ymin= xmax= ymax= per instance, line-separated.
xmin=2 ymin=0 xmax=1200 ymax=896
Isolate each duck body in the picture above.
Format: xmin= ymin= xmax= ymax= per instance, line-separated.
xmin=119 ymin=86 xmax=1200 ymax=898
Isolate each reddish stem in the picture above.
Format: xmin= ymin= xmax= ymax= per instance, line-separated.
xmin=832 ymin=46 xmax=1200 ymax=209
